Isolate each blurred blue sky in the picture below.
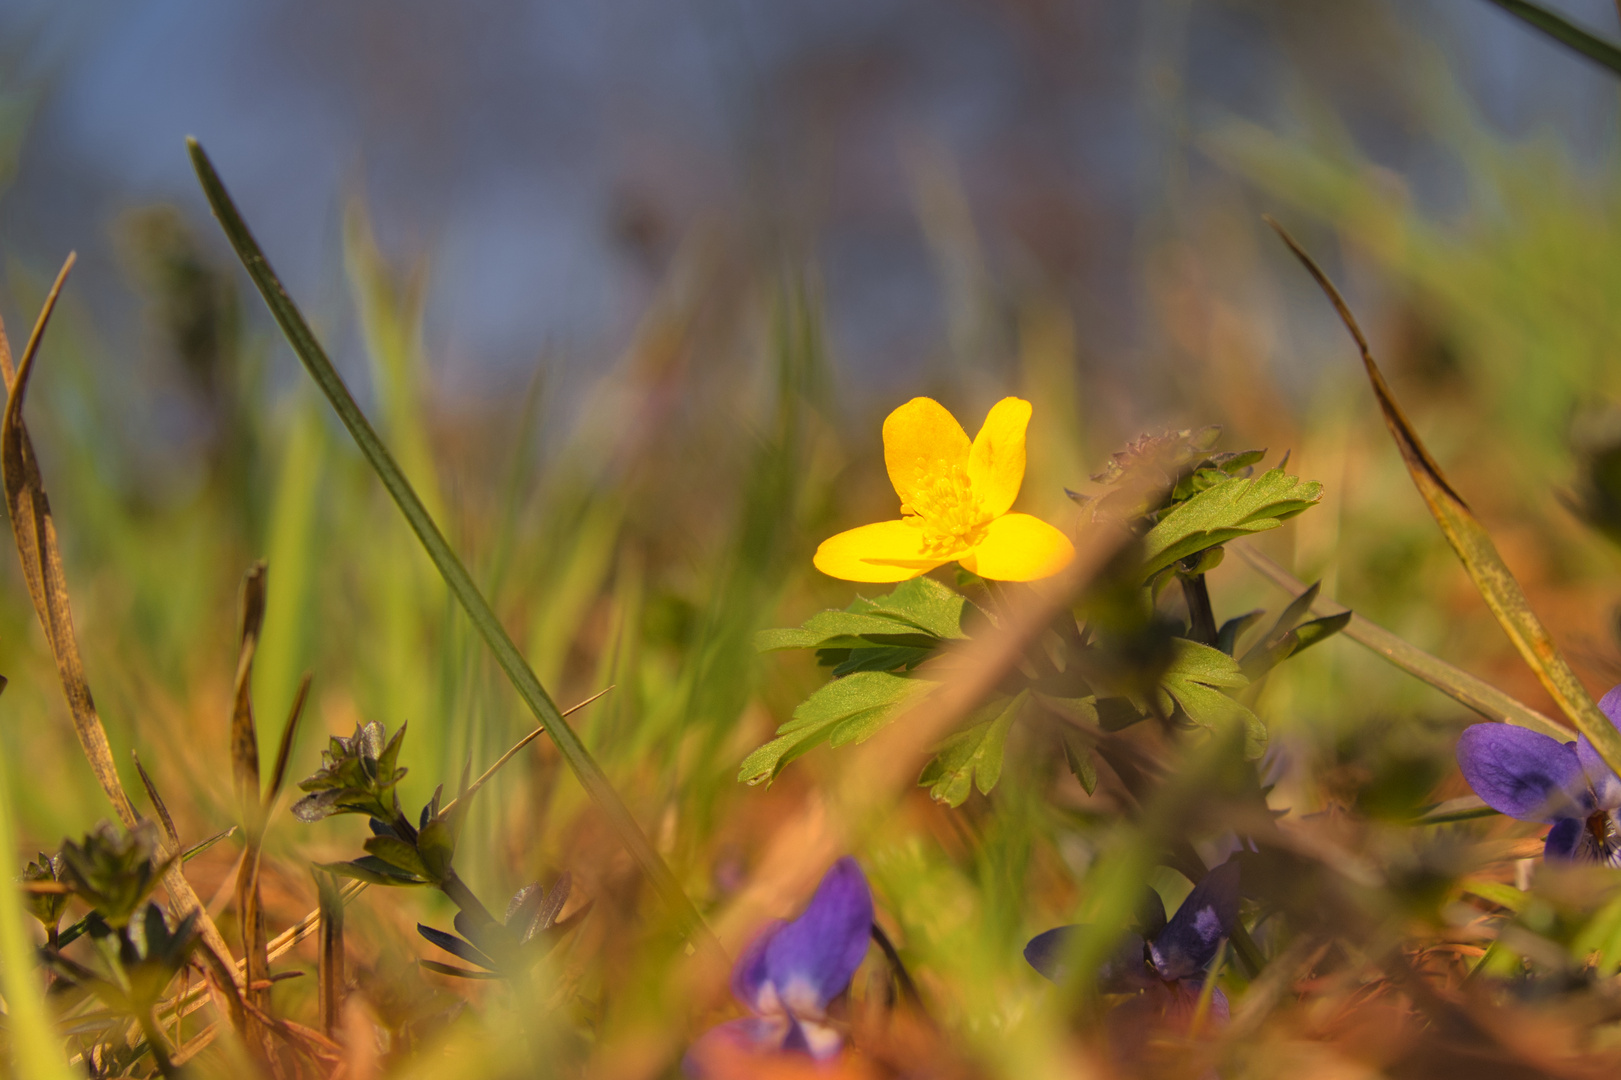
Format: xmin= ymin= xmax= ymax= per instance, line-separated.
xmin=0 ymin=0 xmax=1618 ymax=408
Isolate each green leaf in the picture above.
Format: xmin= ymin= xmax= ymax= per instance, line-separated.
xmin=1159 ymin=640 xmax=1266 ymax=758
xmin=831 ymin=645 xmax=932 ymax=676
xmin=362 ymin=836 xmax=430 ymax=880
xmin=864 ymin=576 xmax=972 ymax=639
xmin=1291 ymin=611 xmax=1352 ymax=654
xmin=318 ymin=856 xmax=426 ymax=887
xmin=1216 ymin=610 xmax=1265 ymax=656
xmin=918 ymin=693 xmax=1024 ymax=806
xmin=739 ymin=671 xmax=938 ymax=785
xmin=188 ymin=140 xmax=713 ymax=952
xmin=416 ymin=819 xmax=455 ymax=883
xmin=1140 ymin=469 xmax=1323 ymax=580
xmin=1061 ymin=730 xmax=1099 ymax=795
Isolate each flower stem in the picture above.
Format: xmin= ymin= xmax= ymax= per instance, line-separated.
xmin=1180 ymin=574 xmax=1218 ymax=646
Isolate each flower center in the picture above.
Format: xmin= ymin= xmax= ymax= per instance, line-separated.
xmin=1586 ymin=811 xmax=1621 ymax=867
xmin=900 ymin=459 xmax=987 ymax=556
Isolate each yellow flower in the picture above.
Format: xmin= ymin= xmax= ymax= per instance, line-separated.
xmin=814 ymin=396 xmax=1076 ymax=583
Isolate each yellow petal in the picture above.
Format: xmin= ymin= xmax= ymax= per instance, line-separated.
xmin=883 ymin=397 xmax=971 ymax=511
xmin=813 ymin=519 xmax=957 ymax=582
xmin=959 ymin=512 xmax=1075 ymax=582
xmin=967 ymin=397 xmax=1031 ymax=520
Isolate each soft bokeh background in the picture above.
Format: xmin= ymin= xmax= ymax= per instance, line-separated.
xmin=6 ymin=0 xmax=1621 ymax=1069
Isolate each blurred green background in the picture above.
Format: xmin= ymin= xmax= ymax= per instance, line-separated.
xmin=4 ymin=0 xmax=1621 ymax=1067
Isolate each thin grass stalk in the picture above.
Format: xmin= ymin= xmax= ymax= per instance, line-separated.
xmin=1265 ymin=218 xmax=1621 ymax=774
xmin=187 ymin=138 xmax=719 ymax=958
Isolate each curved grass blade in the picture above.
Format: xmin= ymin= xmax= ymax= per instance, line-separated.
xmin=1265 ymin=219 xmax=1621 ymax=771
xmin=0 ymin=259 xmax=247 ymax=1002
xmin=1480 ymin=0 xmax=1621 ymax=79
xmin=1238 ymin=547 xmax=1567 ymax=739
xmin=187 ymin=139 xmax=717 ymax=956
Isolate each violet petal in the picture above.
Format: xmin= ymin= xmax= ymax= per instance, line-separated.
xmin=758 ymin=857 xmax=873 ymax=1014
xmin=1150 ymin=861 xmax=1239 ymax=982
xmin=1455 ymin=724 xmax=1585 ymax=823
xmin=1023 ymin=925 xmax=1152 ymax=991
xmin=1023 ymin=925 xmax=1076 ymax=983
xmin=1577 ymin=736 xmax=1621 ymax=812
xmin=1544 ymin=816 xmax=1583 ymax=861
xmin=1598 ymin=683 xmax=1621 ymax=728
xmin=730 ymin=919 xmax=786 ymax=1012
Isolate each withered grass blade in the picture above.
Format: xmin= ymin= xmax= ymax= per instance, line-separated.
xmin=231 ymin=562 xmax=267 ymax=821
xmin=316 ymin=870 xmax=345 ymax=1039
xmin=263 ymin=673 xmax=312 ymax=809
xmin=1265 ymin=218 xmax=1621 ymax=771
xmin=0 ymin=255 xmax=135 ymax=827
xmin=0 ymin=259 xmax=247 ymax=998
xmin=1237 ymin=546 xmax=1567 ymax=738
xmin=227 ymin=563 xmax=276 ymax=1056
xmin=132 ymin=751 xmax=180 ymax=848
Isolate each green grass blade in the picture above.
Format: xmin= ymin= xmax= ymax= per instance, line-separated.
xmin=1267 ymin=220 xmax=1621 ymax=771
xmin=1238 ymin=547 xmax=1567 ymax=739
xmin=187 ymin=138 xmax=717 ymax=952
xmin=0 ymin=696 xmax=77 ymax=1080
xmin=1481 ymin=0 xmax=1621 ymax=78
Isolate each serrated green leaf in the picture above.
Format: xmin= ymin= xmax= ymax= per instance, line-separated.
xmin=739 ymin=672 xmax=938 ymax=785
xmin=1140 ymin=469 xmax=1323 ymax=579
xmin=755 ymin=628 xmax=825 ymax=652
xmin=919 ymin=693 xmax=1024 ymax=806
xmin=1164 ymin=639 xmax=1248 ymax=688
xmin=864 ymin=576 xmax=972 ymax=640
xmin=1159 ymin=640 xmax=1266 ymax=758
xmin=802 ymin=610 xmax=933 ymax=640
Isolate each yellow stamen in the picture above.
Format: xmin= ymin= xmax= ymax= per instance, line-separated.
xmin=899 ymin=459 xmax=986 ymax=555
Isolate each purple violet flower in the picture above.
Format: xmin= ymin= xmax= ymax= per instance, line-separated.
xmin=1454 ymin=685 xmax=1621 ymax=865
xmin=1024 ymin=861 xmax=1240 ymax=1025
xmin=685 ymin=857 xmax=873 ymax=1077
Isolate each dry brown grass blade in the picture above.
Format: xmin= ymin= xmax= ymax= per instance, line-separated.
xmin=0 ymin=254 xmax=135 ymax=827
xmin=264 ymin=673 xmax=312 ymax=809
xmin=227 ymin=563 xmax=278 ymax=1064
xmin=231 ymin=562 xmax=267 ymax=817
xmin=0 ymin=262 xmax=247 ymax=1009
xmin=316 ymin=869 xmax=345 ymax=1039
xmin=133 ymin=751 xmax=181 ymax=849
xmin=1264 ymin=218 xmax=1621 ymax=771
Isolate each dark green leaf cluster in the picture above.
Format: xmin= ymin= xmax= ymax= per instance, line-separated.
xmin=21 ymin=851 xmax=69 ymax=932
xmin=292 ymin=720 xmax=408 ymax=823
xmin=417 ymin=873 xmax=589 ymax=980
xmin=57 ymin=822 xmax=172 ymax=930
xmin=318 ymin=780 xmax=463 ymax=889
